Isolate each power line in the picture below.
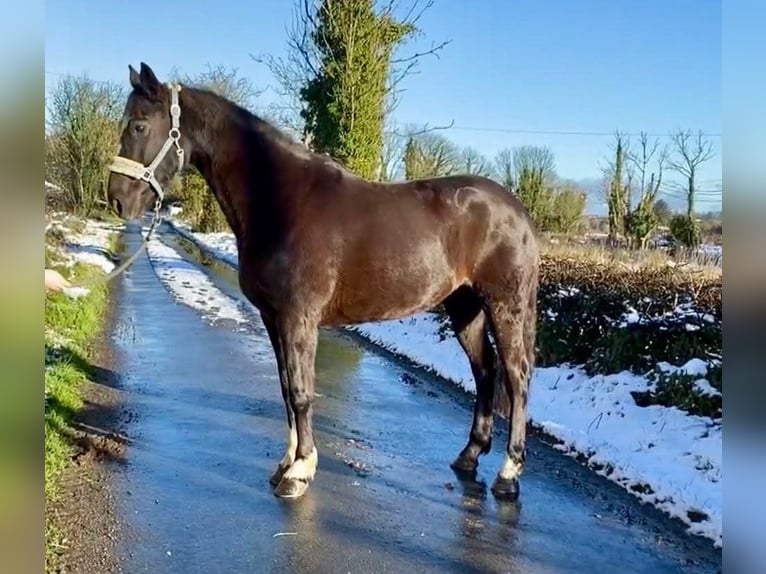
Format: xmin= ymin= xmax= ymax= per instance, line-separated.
xmin=436 ymin=125 xmax=722 ymax=138
xmin=45 ymin=69 xmax=722 ymax=139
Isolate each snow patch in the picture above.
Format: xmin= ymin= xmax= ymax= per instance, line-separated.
xmin=145 ymin=239 xmax=249 ymax=326
xmin=48 ymin=216 xmax=118 ymax=274
xmin=65 ymin=221 xmax=117 ymax=274
xmin=168 ymin=220 xmax=240 ymax=267
xmin=62 ymin=286 xmax=91 ymax=299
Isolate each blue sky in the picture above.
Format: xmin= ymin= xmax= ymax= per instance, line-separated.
xmin=45 ymin=0 xmax=721 ymax=214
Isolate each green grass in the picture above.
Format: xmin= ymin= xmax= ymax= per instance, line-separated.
xmin=44 ymin=233 xmax=114 ymax=570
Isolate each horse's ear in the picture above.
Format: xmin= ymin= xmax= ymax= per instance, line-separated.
xmin=129 ymin=65 xmax=141 ymax=90
xmin=138 ymin=62 xmax=161 ymax=98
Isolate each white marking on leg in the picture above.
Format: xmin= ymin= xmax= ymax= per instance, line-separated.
xmin=498 ymin=453 xmax=523 ymax=480
xmin=283 ymin=447 xmax=318 ymax=481
xmin=278 ymin=426 xmax=298 ymax=469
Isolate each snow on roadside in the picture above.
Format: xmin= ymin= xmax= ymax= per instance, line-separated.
xmin=145 ymin=238 xmax=250 ymax=326
xmin=168 ymin=219 xmax=240 ymax=267
xmin=45 ymin=215 xmax=120 ymax=370
xmin=48 ymin=215 xmax=118 ymax=274
xmin=164 ymin=219 xmax=723 ymax=548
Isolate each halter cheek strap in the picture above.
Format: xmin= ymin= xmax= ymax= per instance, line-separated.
xmin=108 ymin=84 xmax=185 ymax=203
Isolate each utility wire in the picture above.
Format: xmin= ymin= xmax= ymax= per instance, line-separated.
xmin=44 ymin=69 xmax=722 ymax=139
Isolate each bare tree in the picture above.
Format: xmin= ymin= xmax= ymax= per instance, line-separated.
xmin=379 ymin=128 xmax=407 ymax=181
xmin=170 ymin=64 xmax=262 ymax=110
xmin=458 ymin=146 xmax=492 ymax=177
xmin=667 ymin=129 xmax=715 ymax=218
xmin=403 ymin=130 xmax=459 ymax=179
xmin=627 ymin=131 xmax=668 ymax=206
xmin=623 ymin=131 xmax=669 ymax=247
xmin=512 ymin=145 xmax=558 ymax=186
xmin=493 ymin=147 xmax=514 ymax=189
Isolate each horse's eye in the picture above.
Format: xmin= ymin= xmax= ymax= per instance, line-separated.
xmin=132 ymin=122 xmax=147 ymax=135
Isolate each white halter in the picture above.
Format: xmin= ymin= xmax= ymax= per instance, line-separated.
xmin=108 ymin=84 xmax=185 ymax=203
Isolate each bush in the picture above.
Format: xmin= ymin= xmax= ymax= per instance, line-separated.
xmin=535 ymin=255 xmax=721 ymax=376
xmin=669 ymin=214 xmax=701 ymax=248
xmin=547 ymin=186 xmax=586 ymax=234
xmin=45 ymin=75 xmax=125 ymax=215
xmin=624 ymin=207 xmax=659 ymax=249
xmin=434 ymin=254 xmax=721 ymax=373
xmin=632 ymin=361 xmax=722 ymax=418
xmin=432 ymin=252 xmax=722 ymax=417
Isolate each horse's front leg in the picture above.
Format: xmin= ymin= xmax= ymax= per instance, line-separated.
xmin=261 ymin=314 xmax=296 ymax=487
xmin=273 ymin=312 xmax=319 ymax=499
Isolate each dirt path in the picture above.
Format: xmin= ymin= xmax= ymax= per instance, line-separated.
xmin=47 ymin=296 xmax=128 ymax=574
xmin=58 ymin=224 xmax=723 ymax=573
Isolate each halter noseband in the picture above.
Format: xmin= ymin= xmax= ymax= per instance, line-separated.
xmin=108 ymin=84 xmax=185 ymax=204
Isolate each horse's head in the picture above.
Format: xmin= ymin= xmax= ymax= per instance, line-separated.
xmin=107 ymin=62 xmax=188 ymax=220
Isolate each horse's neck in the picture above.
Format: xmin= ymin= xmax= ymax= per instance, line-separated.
xmin=184 ymin=93 xmax=286 ymax=249
xmin=188 ymin=148 xmax=247 ymax=244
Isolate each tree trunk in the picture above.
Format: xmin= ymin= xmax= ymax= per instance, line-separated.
xmin=686 ymin=169 xmax=695 ymax=218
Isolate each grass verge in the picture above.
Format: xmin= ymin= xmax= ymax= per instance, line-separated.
xmin=44 ymin=244 xmax=113 ymax=570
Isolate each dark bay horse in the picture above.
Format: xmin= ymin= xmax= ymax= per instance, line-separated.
xmin=108 ymin=63 xmax=540 ymax=501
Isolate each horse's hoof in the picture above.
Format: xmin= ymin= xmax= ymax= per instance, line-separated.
xmin=274 ymin=477 xmax=309 ymax=499
xmin=491 ymin=476 xmax=520 ymax=500
xmin=269 ymin=465 xmax=288 ymax=487
xmin=450 ymin=453 xmax=478 ymax=473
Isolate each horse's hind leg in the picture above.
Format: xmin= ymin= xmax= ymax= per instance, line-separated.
xmin=443 ymin=286 xmax=497 ymax=474
xmin=484 ymin=274 xmax=537 ymax=500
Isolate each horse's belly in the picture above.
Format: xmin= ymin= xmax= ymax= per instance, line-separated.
xmin=324 ymin=249 xmax=461 ymax=325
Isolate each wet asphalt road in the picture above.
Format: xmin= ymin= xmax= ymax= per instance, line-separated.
xmin=108 ymin=223 xmax=722 ymax=574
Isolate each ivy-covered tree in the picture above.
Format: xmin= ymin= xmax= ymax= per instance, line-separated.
xmin=300 ymin=0 xmax=416 ymax=177
xmin=601 ymin=132 xmax=632 ymax=246
xmin=255 ymin=0 xmax=449 ymax=180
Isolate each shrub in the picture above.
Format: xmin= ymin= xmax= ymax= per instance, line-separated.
xmin=669 ymin=214 xmax=701 ymax=248
xmin=431 ymin=253 xmax=722 ymax=416
xmin=534 ymin=255 xmax=721 ymax=375
xmin=632 ymin=360 xmax=722 ymax=418
xmin=173 ymin=169 xmax=229 ymax=232
xmin=45 ymin=75 xmax=125 ymax=215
